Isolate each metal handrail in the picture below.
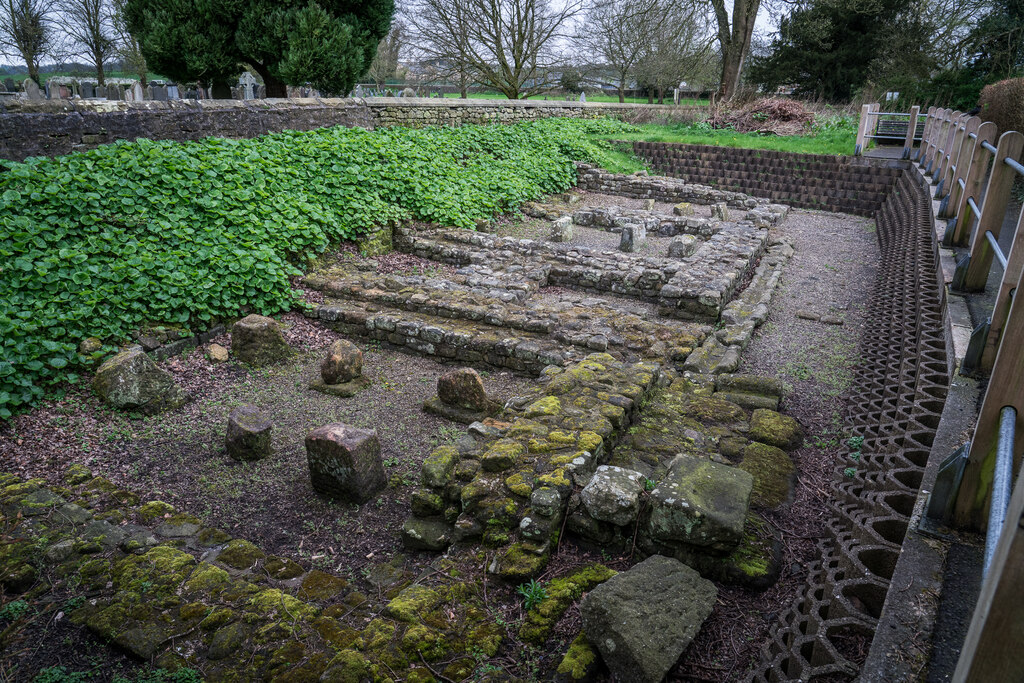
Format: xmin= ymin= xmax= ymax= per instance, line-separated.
xmin=1006 ymin=157 xmax=1024 ymax=176
xmin=985 ymin=231 xmax=1009 ymax=270
xmin=984 ymin=406 xmax=1017 ymax=576
xmin=982 ymin=140 xmax=998 ymax=154
xmin=968 ymin=196 xmax=982 ymax=217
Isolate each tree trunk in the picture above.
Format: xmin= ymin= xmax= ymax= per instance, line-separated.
xmin=618 ymin=84 xmax=625 ymax=103
xmin=251 ymin=63 xmax=287 ymax=98
xmin=28 ymin=59 xmax=39 ymax=84
xmin=715 ymin=0 xmax=759 ymax=101
xmin=95 ymin=53 xmax=106 ymax=86
xmin=658 ymin=87 xmax=664 ymax=104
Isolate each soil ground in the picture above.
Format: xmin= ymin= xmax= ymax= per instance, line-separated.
xmin=0 ymin=203 xmax=880 ymax=682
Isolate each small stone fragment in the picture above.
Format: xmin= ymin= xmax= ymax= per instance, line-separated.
xmin=91 ymin=348 xmax=186 ymax=415
xmin=401 ymin=518 xmax=452 ymax=550
xmin=641 ymin=198 xmax=655 ymax=210
xmin=231 ymin=314 xmax=292 ymax=366
xmin=306 ymin=424 xmax=386 ymax=504
xmin=795 ymin=310 xmax=820 ymax=321
xmin=207 ymin=343 xmax=229 ymax=363
xmin=711 ymin=202 xmax=730 ymax=221
xmin=225 ymin=405 xmax=272 ymax=461
xmin=673 ymin=202 xmax=694 ymax=216
xmin=581 ymin=555 xmax=716 ymax=683
xmin=821 ymin=315 xmax=845 ymax=326
xmin=551 ymin=216 xmax=574 ymax=242
xmin=79 ymin=337 xmax=103 ymax=355
xmin=438 ymin=367 xmax=492 ymax=411
xmin=667 ymin=234 xmax=697 ymax=258
xmin=580 ymin=466 xmax=644 ymax=527
xmin=321 ymin=339 xmax=363 ymax=384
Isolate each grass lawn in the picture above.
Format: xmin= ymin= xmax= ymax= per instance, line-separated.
xmin=589 ymin=119 xmax=859 ymax=172
xmin=439 ymin=91 xmax=710 ymax=106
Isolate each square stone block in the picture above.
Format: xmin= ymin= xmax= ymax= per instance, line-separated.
xmin=306 ymin=424 xmax=385 ymax=504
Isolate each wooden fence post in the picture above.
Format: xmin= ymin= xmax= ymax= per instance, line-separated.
xmin=903 ymin=105 xmax=920 ymax=159
xmin=918 ymin=107 xmax=937 ymax=167
xmin=981 ymin=203 xmax=1024 ymax=371
xmin=949 ymin=121 xmax=999 ymax=246
xmin=962 ymin=131 xmax=1024 ymax=291
xmin=940 ymin=116 xmax=981 ymax=218
xmin=954 ymin=267 xmax=1024 ymax=530
xmin=855 ymin=104 xmax=872 ymax=156
xmin=934 ymin=110 xmax=963 ymax=179
xmin=954 ymin=454 xmax=1024 ymax=680
xmin=938 ymin=114 xmax=970 ymax=198
xmin=924 ymin=108 xmax=949 ymax=172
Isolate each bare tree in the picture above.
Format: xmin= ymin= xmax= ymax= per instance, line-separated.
xmin=57 ymin=0 xmax=115 ymax=84
xmin=710 ymin=0 xmax=760 ymax=100
xmin=367 ymin=19 xmax=404 ymax=90
xmin=409 ymin=0 xmax=584 ymax=99
xmin=582 ymin=0 xmax=659 ymax=102
xmin=636 ymin=0 xmax=715 ymax=102
xmin=109 ymin=0 xmax=144 ymax=85
xmin=0 ymin=0 xmax=55 ymax=83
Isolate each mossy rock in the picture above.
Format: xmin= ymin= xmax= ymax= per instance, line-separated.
xmin=481 ymin=440 xmax=525 ymax=473
xmin=749 ymin=409 xmax=803 ymax=450
xmin=298 ymin=570 xmax=348 ymax=601
xmin=421 ymin=445 xmax=459 ymax=488
xmin=490 ymin=542 xmax=549 ymax=582
xmin=525 ymin=396 xmax=562 ymax=418
xmin=217 ymin=539 xmax=266 ymax=570
xmin=556 ymin=633 xmax=602 ymax=682
xmin=321 ymin=650 xmax=371 ymax=683
xmin=739 ymin=442 xmax=795 ymax=509
xmin=385 ymin=585 xmax=442 ymax=623
xmin=519 ymin=564 xmax=616 ymax=644
xmin=138 ymin=500 xmax=176 ymax=524
xmin=63 ymin=464 xmax=93 ymax=486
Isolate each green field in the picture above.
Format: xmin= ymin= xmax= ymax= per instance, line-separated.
xmin=589 ymin=118 xmax=859 ymax=172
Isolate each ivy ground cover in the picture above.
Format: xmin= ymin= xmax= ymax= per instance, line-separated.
xmin=0 ymin=117 xmax=633 ymax=419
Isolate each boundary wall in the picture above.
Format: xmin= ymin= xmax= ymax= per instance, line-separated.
xmin=0 ymin=97 xmax=700 ymax=162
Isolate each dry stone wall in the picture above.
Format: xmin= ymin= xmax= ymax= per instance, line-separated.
xmin=0 ymin=98 xmax=699 ymax=162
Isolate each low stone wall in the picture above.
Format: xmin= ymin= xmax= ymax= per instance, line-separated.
xmin=0 ymin=98 xmax=701 ymax=162
xmin=630 ymin=142 xmax=908 ymax=216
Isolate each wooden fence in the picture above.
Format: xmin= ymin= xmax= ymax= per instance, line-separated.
xmin=899 ymin=104 xmax=1024 ymax=680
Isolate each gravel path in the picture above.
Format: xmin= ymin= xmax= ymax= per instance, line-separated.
xmin=676 ymin=208 xmax=880 ymax=680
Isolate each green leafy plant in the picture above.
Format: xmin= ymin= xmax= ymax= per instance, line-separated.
xmin=0 ymin=599 xmax=31 ymax=620
xmin=516 ymin=578 xmax=548 ymax=610
xmin=843 ymin=466 xmax=857 ymax=478
xmin=846 ymin=435 xmax=865 ymax=450
xmin=0 ymin=117 xmax=633 ymax=419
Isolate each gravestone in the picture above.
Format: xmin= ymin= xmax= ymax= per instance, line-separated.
xmin=24 ymin=78 xmax=43 ymax=100
xmin=151 ymin=84 xmax=168 ymax=101
xmin=400 ymin=86 xmax=416 ymax=97
xmin=81 ymin=82 xmax=95 ymax=98
xmin=579 ymin=91 xmax=586 ymax=102
xmin=255 ymin=85 xmax=265 ymax=98
xmin=128 ymin=81 xmax=144 ymax=101
xmin=3 ymin=77 xmax=14 ymax=92
xmin=239 ymin=71 xmax=256 ymax=100
xmin=353 ymin=84 xmax=364 ymax=98
xmin=167 ymin=84 xmax=179 ymax=99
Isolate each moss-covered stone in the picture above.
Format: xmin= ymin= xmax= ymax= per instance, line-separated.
xmin=519 ymin=564 xmax=616 ymax=643
xmin=491 ymin=542 xmax=549 ymax=582
xmin=384 ymin=585 xmax=442 ymax=623
xmin=298 ymin=570 xmax=348 ymax=601
xmin=217 ymin=539 xmax=266 ymax=570
xmin=63 ymin=464 xmax=93 ymax=486
xmin=524 ymin=396 xmax=562 ymax=418
xmin=197 ymin=527 xmax=232 ymax=547
xmin=184 ymin=563 xmax=231 ymax=594
xmin=739 ymin=442 xmax=795 ymax=509
xmin=421 ymin=445 xmax=459 ymax=488
xmin=504 ymin=470 xmax=535 ymax=498
xmin=322 ymin=650 xmax=371 ymax=683
xmin=481 ymin=440 xmax=525 ymax=472
xmin=138 ymin=500 xmax=176 ymax=524
xmin=749 ymin=408 xmax=803 ymax=450
xmin=556 ymin=633 xmax=601 ymax=681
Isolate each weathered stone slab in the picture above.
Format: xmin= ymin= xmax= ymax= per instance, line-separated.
xmin=91 ymin=348 xmax=186 ymax=415
xmin=305 ymin=424 xmax=385 ymax=503
xmin=581 ymin=554 xmax=716 ymax=682
xmin=646 ymin=453 xmax=752 ymax=551
xmin=749 ymin=408 xmax=803 ymax=450
xmin=321 ymin=339 xmax=363 ymax=383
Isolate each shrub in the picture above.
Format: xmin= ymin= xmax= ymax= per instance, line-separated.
xmin=979 ymin=78 xmax=1024 ymax=134
xmin=0 ymin=117 xmax=634 ymax=419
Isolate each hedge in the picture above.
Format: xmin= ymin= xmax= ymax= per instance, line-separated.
xmin=979 ymin=77 xmax=1024 ymax=135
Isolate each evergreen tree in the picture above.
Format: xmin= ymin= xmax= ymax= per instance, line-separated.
xmin=124 ymin=0 xmax=394 ymax=97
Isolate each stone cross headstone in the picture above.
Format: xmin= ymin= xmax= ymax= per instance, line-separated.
xmin=579 ymin=91 xmax=586 ymax=102
xmin=239 ymin=71 xmax=256 ymax=100
xmin=81 ymin=81 xmax=95 ymax=98
xmin=24 ymin=78 xmax=43 ymax=100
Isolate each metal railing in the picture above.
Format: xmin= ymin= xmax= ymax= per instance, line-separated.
xmin=854 ymin=103 xmax=924 ymax=157
xmin=907 ymin=103 xmax=1024 ymax=679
